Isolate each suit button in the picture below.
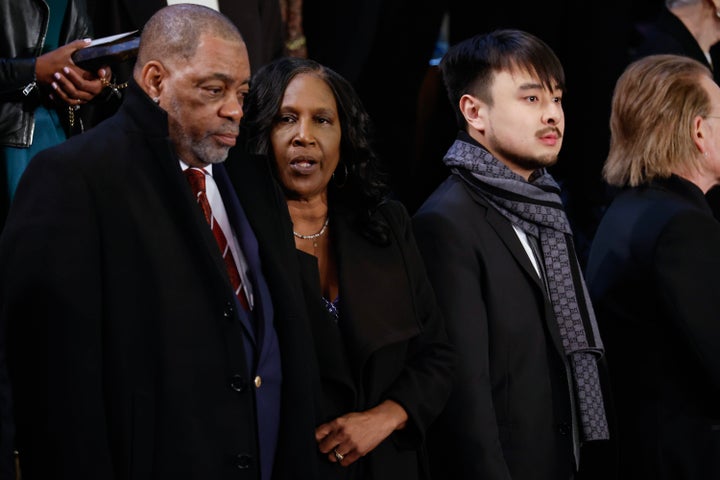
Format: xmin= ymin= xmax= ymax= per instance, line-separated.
xmin=254 ymin=375 xmax=262 ymax=388
xmin=558 ymin=422 xmax=570 ymax=436
xmin=223 ymin=302 xmax=234 ymax=320
xmin=230 ymin=374 xmax=247 ymax=393
xmin=235 ymin=453 xmax=253 ymax=469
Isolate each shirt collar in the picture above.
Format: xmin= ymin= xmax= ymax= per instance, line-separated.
xmin=179 ymin=159 xmax=213 ymax=176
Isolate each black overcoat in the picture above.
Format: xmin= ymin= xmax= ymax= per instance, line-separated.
xmin=0 ymin=81 xmax=312 ymax=480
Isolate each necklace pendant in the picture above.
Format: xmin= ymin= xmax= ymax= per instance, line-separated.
xmin=313 ymin=239 xmax=318 ymax=248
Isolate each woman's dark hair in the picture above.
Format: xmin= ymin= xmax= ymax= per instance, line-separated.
xmin=240 ymin=57 xmax=390 ymax=244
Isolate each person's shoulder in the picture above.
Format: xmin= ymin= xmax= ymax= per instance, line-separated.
xmin=27 ymin=127 xmax=95 ymax=170
xmin=377 ymin=198 xmax=409 ymax=217
xmin=371 ymin=198 xmax=411 ymax=235
xmin=412 ymin=176 xmax=496 ymax=247
xmin=47 ymin=117 xmax=129 ymax=166
xmin=414 ymin=174 xmax=487 ymax=220
xmin=599 ymin=181 xmax=717 ymax=245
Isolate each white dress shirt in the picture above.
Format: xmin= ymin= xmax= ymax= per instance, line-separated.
xmin=181 ymin=161 xmax=254 ymax=309
xmin=512 ymin=224 xmax=542 ymax=280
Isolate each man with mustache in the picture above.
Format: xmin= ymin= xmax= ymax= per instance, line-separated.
xmin=412 ymin=29 xmax=613 ymax=480
xmin=0 ymin=4 xmax=312 ymax=479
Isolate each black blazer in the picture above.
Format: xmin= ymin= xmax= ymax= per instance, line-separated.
xmin=295 ymin=199 xmax=456 ymax=480
xmin=586 ymin=175 xmax=720 ymax=479
xmin=413 ymin=174 xmax=577 ymax=480
xmin=0 ymin=81 xmax=303 ymax=480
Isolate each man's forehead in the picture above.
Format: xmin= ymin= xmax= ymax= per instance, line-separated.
xmin=496 ymin=67 xmax=562 ymax=92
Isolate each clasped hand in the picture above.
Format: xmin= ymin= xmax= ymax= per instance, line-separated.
xmin=35 ymin=38 xmax=111 ymax=106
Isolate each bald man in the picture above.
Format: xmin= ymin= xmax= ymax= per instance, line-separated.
xmin=0 ymin=5 xmax=315 ymax=479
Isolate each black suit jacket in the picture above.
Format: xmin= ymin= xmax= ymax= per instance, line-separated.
xmin=586 ymin=175 xmax=720 ymax=479
xmin=295 ymin=199 xmax=456 ymax=480
xmin=413 ymin=174 xmax=577 ymax=480
xmin=0 ymin=81 xmax=302 ymax=480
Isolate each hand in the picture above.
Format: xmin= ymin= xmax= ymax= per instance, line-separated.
xmin=35 ymin=39 xmax=111 ymax=105
xmin=51 ymin=64 xmax=111 ymax=106
xmin=314 ymin=400 xmax=408 ymax=467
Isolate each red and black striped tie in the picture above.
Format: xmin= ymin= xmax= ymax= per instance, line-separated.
xmin=184 ymin=167 xmax=250 ymax=311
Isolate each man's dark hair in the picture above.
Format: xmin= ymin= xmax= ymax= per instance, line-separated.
xmin=440 ymin=28 xmax=565 ymax=128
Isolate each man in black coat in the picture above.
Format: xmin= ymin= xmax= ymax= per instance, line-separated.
xmin=0 ymin=5 xmax=314 ymax=479
xmin=413 ymin=29 xmax=613 ymax=480
xmin=586 ymin=54 xmax=720 ymax=479
xmin=627 ymin=0 xmax=720 ymax=221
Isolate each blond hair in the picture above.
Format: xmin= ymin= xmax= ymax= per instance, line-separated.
xmin=604 ymin=54 xmax=712 ymax=187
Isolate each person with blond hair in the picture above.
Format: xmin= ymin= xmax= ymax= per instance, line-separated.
xmin=586 ymin=53 xmax=720 ymax=479
xmin=630 ymin=0 xmax=720 ymax=219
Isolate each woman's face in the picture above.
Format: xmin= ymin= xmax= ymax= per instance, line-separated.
xmin=270 ymin=73 xmax=341 ymax=201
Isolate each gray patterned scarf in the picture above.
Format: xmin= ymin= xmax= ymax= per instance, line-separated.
xmin=444 ymin=137 xmax=609 ymax=442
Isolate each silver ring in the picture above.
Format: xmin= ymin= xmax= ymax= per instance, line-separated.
xmin=333 ymin=449 xmax=344 ymax=462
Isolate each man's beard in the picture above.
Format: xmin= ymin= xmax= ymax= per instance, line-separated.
xmin=167 ymin=99 xmax=234 ymax=165
xmin=188 ymin=137 xmax=231 ymax=165
xmin=489 ymin=127 xmax=561 ymax=172
xmin=495 ymin=145 xmax=558 ymax=172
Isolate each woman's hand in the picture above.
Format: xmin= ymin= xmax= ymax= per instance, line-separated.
xmin=35 ymin=39 xmax=111 ymax=105
xmin=314 ymin=399 xmax=408 ymax=467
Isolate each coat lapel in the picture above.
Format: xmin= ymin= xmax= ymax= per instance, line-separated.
xmin=213 ymin=163 xmax=264 ymax=346
xmin=148 ymin=138 xmax=236 ymax=320
xmin=296 ymin=249 xmax=356 ymax=398
xmin=333 ymin=206 xmax=420 ymax=375
xmin=121 ymin=81 xmax=234 ymax=317
xmin=466 ymin=186 xmax=545 ymax=291
xmin=466 ymin=187 xmax=567 ymax=358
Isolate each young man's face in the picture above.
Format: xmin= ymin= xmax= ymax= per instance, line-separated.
xmin=481 ymin=68 xmax=564 ymax=179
